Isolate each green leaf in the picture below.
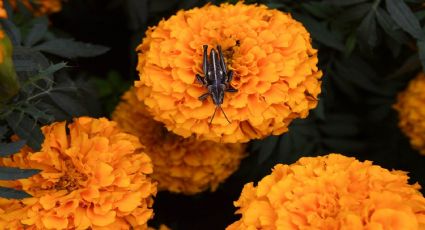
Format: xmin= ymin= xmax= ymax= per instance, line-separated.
xmin=24 ymin=17 xmax=49 ymax=47
xmin=357 ymin=10 xmax=378 ymax=48
xmin=294 ymin=14 xmax=345 ymax=51
xmin=387 ymin=54 xmax=421 ymax=79
xmin=6 ymin=113 xmax=44 ymax=151
xmin=0 ymin=186 xmax=31 ymax=199
xmin=0 ymin=20 xmax=22 ymax=45
xmin=0 ymin=140 xmax=26 ymax=158
xmin=0 ymin=126 xmax=7 ymax=140
xmin=418 ymin=40 xmax=425 ymax=71
xmin=376 ymin=7 xmax=409 ymax=44
xmin=0 ymin=167 xmax=40 ymax=180
xmin=324 ymin=0 xmax=368 ymax=6
xmin=301 ymin=2 xmax=337 ymax=19
xmin=385 ymin=0 xmax=425 ymax=40
xmin=48 ymin=91 xmax=89 ymax=117
xmin=33 ymin=39 xmax=110 ymax=59
xmin=256 ymin=135 xmax=279 ymax=164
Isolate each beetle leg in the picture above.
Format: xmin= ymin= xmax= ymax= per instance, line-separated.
xmin=226 ymin=70 xmax=233 ymax=83
xmin=217 ymin=45 xmax=228 ymax=74
xmin=226 ymin=86 xmax=238 ymax=93
xmin=198 ymin=92 xmax=210 ymax=101
xmin=196 ymin=74 xmax=207 ymax=85
xmin=202 ymin=45 xmax=208 ymax=76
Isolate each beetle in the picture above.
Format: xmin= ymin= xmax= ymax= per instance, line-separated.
xmin=196 ymin=45 xmax=238 ymax=124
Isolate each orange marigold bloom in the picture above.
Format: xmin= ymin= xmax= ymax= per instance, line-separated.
xmin=0 ymin=117 xmax=157 ymax=229
xmin=0 ymin=0 xmax=7 ymax=18
xmin=9 ymin=0 xmax=62 ymax=15
xmin=394 ymin=72 xmax=425 ymax=156
xmin=135 ymin=2 xmax=322 ymax=143
xmin=227 ymin=154 xmax=425 ymax=230
xmin=112 ymin=88 xmax=247 ymax=195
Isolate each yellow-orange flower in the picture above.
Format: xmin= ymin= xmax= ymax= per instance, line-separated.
xmin=0 ymin=117 xmax=157 ymax=229
xmin=9 ymin=0 xmax=62 ymax=15
xmin=0 ymin=0 xmax=7 ymax=18
xmin=394 ymin=72 xmax=425 ymax=156
xmin=112 ymin=88 xmax=246 ymax=195
xmin=227 ymin=154 xmax=425 ymax=230
xmin=135 ymin=2 xmax=322 ymax=143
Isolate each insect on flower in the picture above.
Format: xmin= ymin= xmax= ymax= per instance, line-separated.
xmin=196 ymin=45 xmax=238 ymax=124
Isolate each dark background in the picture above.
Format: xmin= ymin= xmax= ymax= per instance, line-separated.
xmin=48 ymin=1 xmax=425 ymax=229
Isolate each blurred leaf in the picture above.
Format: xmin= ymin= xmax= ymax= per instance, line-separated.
xmin=376 ymin=7 xmax=409 ymax=44
xmin=6 ymin=112 xmax=43 ymax=150
xmin=418 ymin=40 xmax=425 ymax=71
xmin=0 ymin=20 xmax=22 ymax=45
xmin=256 ymin=135 xmax=279 ymax=164
xmin=0 ymin=167 xmax=40 ymax=180
xmin=385 ymin=0 xmax=425 ymax=40
xmin=48 ymin=91 xmax=89 ymax=117
xmin=324 ymin=0 xmax=368 ymax=6
xmin=0 ymin=126 xmax=7 ymax=140
xmin=334 ymin=3 xmax=371 ymax=23
xmin=358 ymin=10 xmax=377 ymax=47
xmin=127 ymin=0 xmax=148 ymax=30
xmin=301 ymin=2 xmax=337 ymax=19
xmin=33 ymin=39 xmax=110 ymax=59
xmin=345 ymin=32 xmax=357 ymax=56
xmin=0 ymin=186 xmax=31 ymax=199
xmin=322 ymin=138 xmax=365 ymax=153
xmin=294 ymin=14 xmax=345 ymax=51
xmin=149 ymin=0 xmax=178 ymax=12
xmin=0 ymin=140 xmax=26 ymax=157
xmin=387 ymin=54 xmax=421 ymax=79
xmin=24 ymin=17 xmax=48 ymax=47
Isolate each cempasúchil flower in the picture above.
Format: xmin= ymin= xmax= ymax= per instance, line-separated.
xmin=135 ymin=2 xmax=322 ymax=143
xmin=227 ymin=154 xmax=425 ymax=230
xmin=0 ymin=117 xmax=157 ymax=229
xmin=394 ymin=72 xmax=425 ymax=156
xmin=112 ymin=88 xmax=247 ymax=195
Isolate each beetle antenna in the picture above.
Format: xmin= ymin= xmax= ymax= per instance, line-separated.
xmin=209 ymin=107 xmax=218 ymax=125
xmin=220 ymin=106 xmax=231 ymax=124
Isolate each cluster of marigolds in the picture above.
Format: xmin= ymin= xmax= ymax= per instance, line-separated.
xmin=0 ymin=1 xmax=424 ymax=230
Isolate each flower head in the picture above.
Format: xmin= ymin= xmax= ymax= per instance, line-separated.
xmin=0 ymin=117 xmax=157 ymax=229
xmin=9 ymin=0 xmax=62 ymax=15
xmin=394 ymin=72 xmax=425 ymax=155
xmin=227 ymin=154 xmax=425 ymax=230
xmin=113 ymin=88 xmax=246 ymax=195
xmin=135 ymin=2 xmax=322 ymax=143
xmin=0 ymin=1 xmax=7 ymax=18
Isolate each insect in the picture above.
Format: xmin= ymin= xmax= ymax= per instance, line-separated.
xmin=196 ymin=45 xmax=238 ymax=124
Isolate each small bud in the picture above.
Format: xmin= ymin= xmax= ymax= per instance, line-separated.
xmin=0 ymin=30 xmax=19 ymax=103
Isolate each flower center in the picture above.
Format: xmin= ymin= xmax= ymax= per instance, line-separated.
xmin=54 ymin=159 xmax=88 ymax=192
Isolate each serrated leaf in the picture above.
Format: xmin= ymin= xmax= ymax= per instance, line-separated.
xmin=33 ymin=39 xmax=110 ymax=59
xmin=24 ymin=17 xmax=48 ymax=47
xmin=0 ymin=140 xmax=26 ymax=157
xmin=376 ymin=7 xmax=409 ymax=44
xmin=0 ymin=167 xmax=40 ymax=180
xmin=0 ymin=186 xmax=31 ymax=199
xmin=418 ymin=40 xmax=425 ymax=71
xmin=385 ymin=0 xmax=425 ymax=40
xmin=294 ymin=14 xmax=345 ymax=51
xmin=6 ymin=112 xmax=43 ymax=150
xmin=357 ymin=10 xmax=378 ymax=48
xmin=40 ymin=62 xmax=67 ymax=76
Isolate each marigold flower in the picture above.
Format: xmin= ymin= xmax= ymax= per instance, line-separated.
xmin=9 ymin=0 xmax=62 ymax=15
xmin=394 ymin=72 xmax=425 ymax=156
xmin=0 ymin=1 xmax=7 ymax=18
xmin=227 ymin=154 xmax=425 ymax=230
xmin=112 ymin=88 xmax=246 ymax=194
xmin=0 ymin=117 xmax=157 ymax=229
xmin=135 ymin=2 xmax=322 ymax=143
